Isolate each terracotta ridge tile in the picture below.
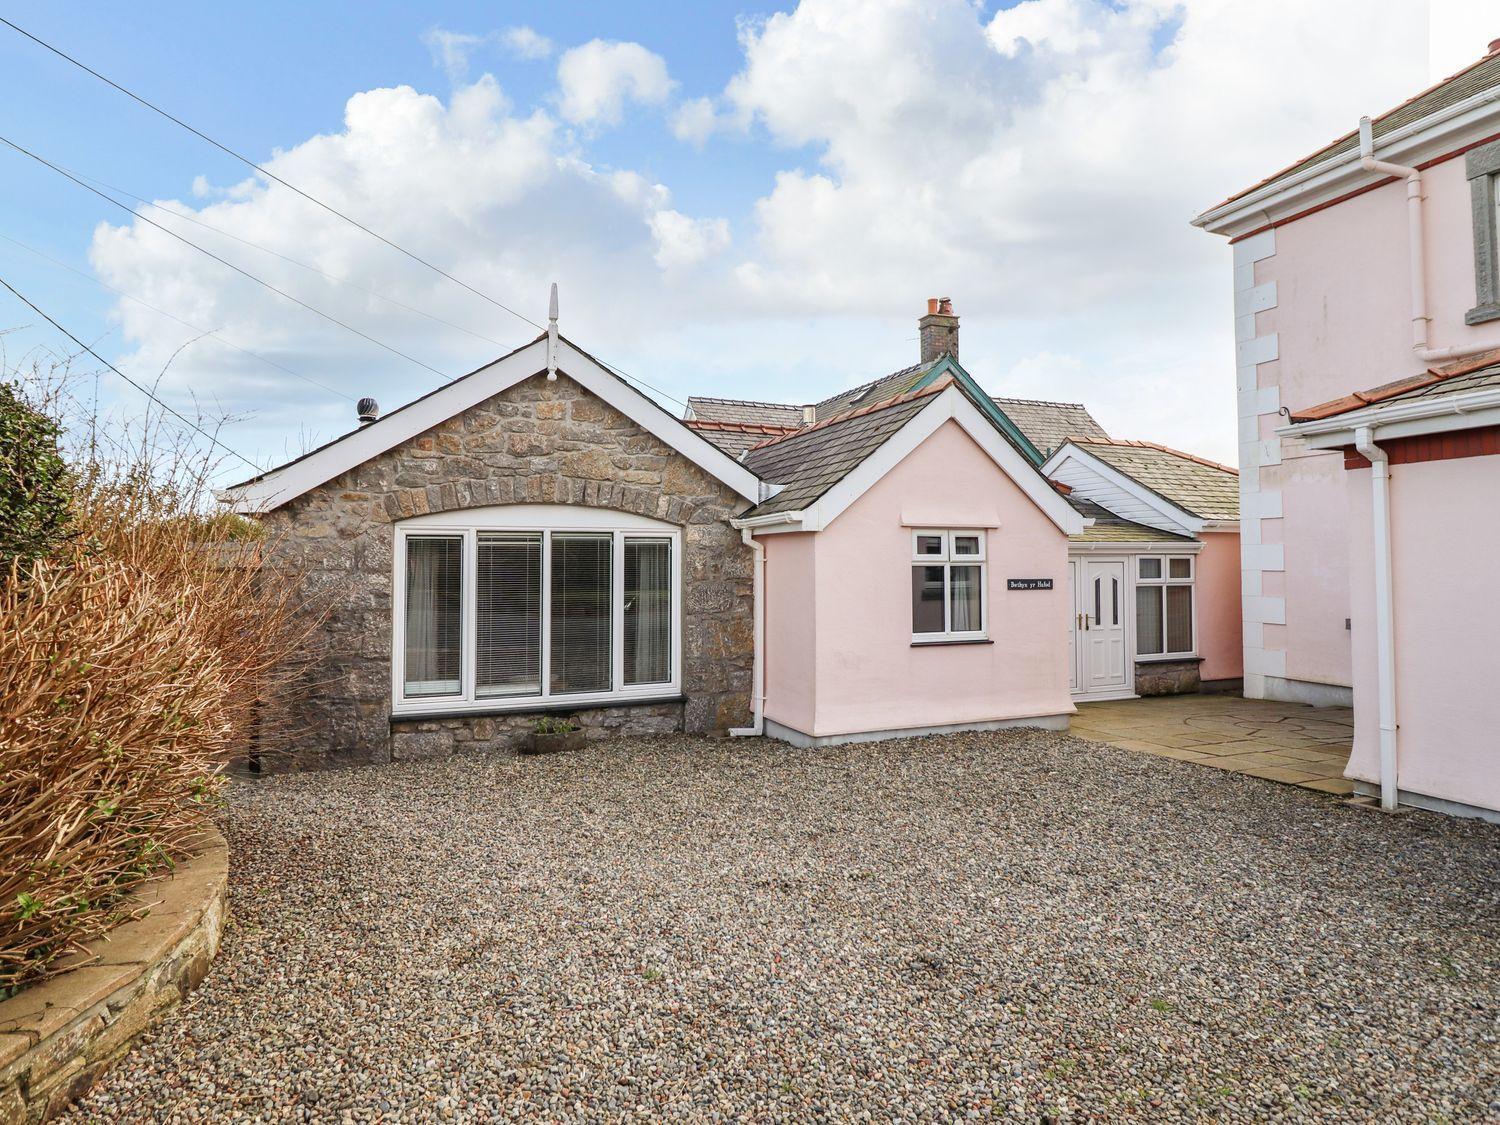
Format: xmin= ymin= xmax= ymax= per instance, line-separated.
xmin=745 ymin=374 xmax=957 ymax=454
xmin=1289 ymin=350 xmax=1500 ymax=422
xmin=686 ymin=419 xmax=800 ymax=435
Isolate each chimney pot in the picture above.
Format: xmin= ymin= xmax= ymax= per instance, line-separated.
xmin=1490 ymin=36 xmax=1500 ymax=55
xmin=917 ymin=297 xmax=959 ymax=364
xmin=357 ymin=397 xmax=380 ymax=425
xmin=802 ymin=405 xmax=816 ymax=425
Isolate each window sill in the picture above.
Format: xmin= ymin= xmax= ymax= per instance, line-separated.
xmin=390 ymin=694 xmax=686 ymax=723
xmin=911 ymin=638 xmax=993 ymax=648
xmin=1133 ymin=654 xmax=1202 ymax=664
xmin=1464 ymin=302 xmax=1500 ymax=326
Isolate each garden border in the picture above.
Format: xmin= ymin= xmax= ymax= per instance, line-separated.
xmin=0 ymin=827 xmax=228 ymax=1123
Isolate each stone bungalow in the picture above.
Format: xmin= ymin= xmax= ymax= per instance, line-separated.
xmin=222 ymin=300 xmax=1239 ymax=766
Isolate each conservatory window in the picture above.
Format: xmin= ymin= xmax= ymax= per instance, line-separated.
xmin=396 ymin=509 xmax=679 ymax=713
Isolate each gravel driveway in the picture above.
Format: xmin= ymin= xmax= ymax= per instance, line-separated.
xmin=69 ymin=730 xmax=1498 ymax=1122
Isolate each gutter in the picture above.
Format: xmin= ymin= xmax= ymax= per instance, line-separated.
xmin=1279 ymin=385 xmax=1500 ymax=444
xmin=728 ymin=526 xmax=767 ymax=737
xmin=1356 ymin=115 xmax=1497 ymax=365
xmin=1353 ymin=426 xmax=1400 ymax=812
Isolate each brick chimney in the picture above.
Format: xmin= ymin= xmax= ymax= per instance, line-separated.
xmin=918 ymin=297 xmax=958 ymax=364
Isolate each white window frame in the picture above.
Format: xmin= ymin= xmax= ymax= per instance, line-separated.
xmin=392 ymin=505 xmax=682 ymax=715
xmin=1134 ymin=554 xmax=1197 ymax=659
xmin=910 ymin=529 xmax=988 ymax=643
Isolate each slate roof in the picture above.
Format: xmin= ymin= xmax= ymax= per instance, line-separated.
xmin=1211 ymin=48 xmax=1500 ymax=212
xmin=685 ymin=419 xmax=798 ymax=459
xmin=810 ymin=361 xmax=936 ymax=421
xmin=740 ymin=386 xmax=943 ymax=517
xmin=1071 ymin=439 xmax=1239 ymax=522
xmin=1066 ymin=497 xmax=1194 ymax=543
xmin=993 ymin=397 xmax=1108 ymax=457
xmin=686 ymin=396 xmax=805 ymax=428
xmin=1289 ymin=350 xmax=1500 ymax=422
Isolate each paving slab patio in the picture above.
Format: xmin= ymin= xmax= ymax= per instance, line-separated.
xmin=1071 ymin=694 xmax=1357 ymax=796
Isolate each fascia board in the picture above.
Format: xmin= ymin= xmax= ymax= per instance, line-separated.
xmin=1044 ymin=442 xmax=1204 ymax=535
xmin=1283 ymin=391 xmax=1500 ymax=448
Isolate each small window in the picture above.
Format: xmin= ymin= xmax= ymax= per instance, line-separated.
xmin=911 ymin=530 xmax=987 ymax=641
xmin=1135 ymin=554 xmax=1194 ymax=658
xmin=1467 ymin=140 xmax=1500 ymax=325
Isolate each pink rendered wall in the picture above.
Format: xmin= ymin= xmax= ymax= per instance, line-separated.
xmin=1254 ymin=151 xmax=1500 ymax=692
xmin=1196 ymin=531 xmax=1242 ymax=683
xmin=1345 ymin=455 xmax=1500 ymax=814
xmin=761 ymin=532 xmax=818 ymax=736
xmin=802 ymin=420 xmax=1073 ymax=738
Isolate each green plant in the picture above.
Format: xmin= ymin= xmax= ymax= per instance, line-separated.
xmin=533 ymin=716 xmax=579 ymax=735
xmin=0 ymin=381 xmax=72 ymax=570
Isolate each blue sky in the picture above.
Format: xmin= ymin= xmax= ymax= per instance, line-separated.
xmin=0 ymin=1 xmax=1471 ymax=480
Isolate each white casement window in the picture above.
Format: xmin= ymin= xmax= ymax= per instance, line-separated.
xmin=1135 ymin=555 xmax=1195 ymax=657
xmin=393 ymin=505 xmax=681 ymax=714
xmin=911 ymin=529 xmax=987 ymax=642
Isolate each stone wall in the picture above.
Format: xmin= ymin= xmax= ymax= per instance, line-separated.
xmin=1134 ymin=658 xmax=1203 ymax=697
xmin=262 ymin=371 xmax=755 ymax=769
xmin=0 ymin=829 xmax=227 ymax=1123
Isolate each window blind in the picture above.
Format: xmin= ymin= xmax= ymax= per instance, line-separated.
xmin=550 ymin=533 xmax=613 ymax=694
xmin=624 ymin=538 xmax=671 ymax=685
xmin=476 ymin=532 xmax=541 ymax=697
xmin=404 ymin=535 xmax=462 ymax=696
xmin=1136 ymin=585 xmax=1164 ymax=655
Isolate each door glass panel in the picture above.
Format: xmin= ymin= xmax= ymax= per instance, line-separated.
xmin=912 ymin=566 xmax=946 ymax=633
xmin=550 ymin=533 xmax=613 ymax=694
xmin=1139 ymin=557 xmax=1162 ymax=580
xmin=1111 ymin=577 xmax=1119 ymax=625
xmin=950 ymin=565 xmax=982 ymax=632
xmin=1169 ymin=557 xmax=1191 ymax=580
xmin=476 ymin=532 xmax=542 ymax=697
xmin=1166 ymin=585 xmax=1194 ymax=653
xmin=404 ymin=535 xmax=463 ymax=696
xmin=1093 ymin=577 xmax=1101 ymax=624
xmin=624 ymin=538 xmax=672 ymax=686
xmin=1136 ymin=586 xmax=1164 ymax=655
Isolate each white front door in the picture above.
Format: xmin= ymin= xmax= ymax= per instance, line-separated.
xmin=1072 ymin=558 xmax=1130 ymax=696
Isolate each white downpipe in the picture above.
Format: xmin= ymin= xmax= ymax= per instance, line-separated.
xmin=1357 ymin=117 xmax=1493 ymax=365
xmin=729 ymin=527 xmax=766 ymax=737
xmin=1354 ymin=425 xmax=1399 ymax=811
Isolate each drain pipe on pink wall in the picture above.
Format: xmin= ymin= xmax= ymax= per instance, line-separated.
xmin=729 ymin=527 xmax=766 ymax=737
xmin=1358 ymin=117 xmax=1497 ymax=365
xmin=1354 ymin=425 xmax=1399 ymax=811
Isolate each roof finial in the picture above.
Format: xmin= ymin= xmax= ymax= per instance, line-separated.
xmin=546 ymin=282 xmax=559 ymax=381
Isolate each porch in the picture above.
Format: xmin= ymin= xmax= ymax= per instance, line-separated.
xmin=1070 ymin=694 xmax=1356 ymax=796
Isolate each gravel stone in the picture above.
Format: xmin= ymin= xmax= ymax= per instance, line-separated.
xmin=65 ymin=730 xmax=1499 ymax=1121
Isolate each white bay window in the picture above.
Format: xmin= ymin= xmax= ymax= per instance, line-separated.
xmin=394 ymin=506 xmax=680 ymax=713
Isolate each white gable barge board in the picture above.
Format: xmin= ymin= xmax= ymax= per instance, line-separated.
xmin=734 ymin=387 xmax=1086 ymax=536
xmin=1040 ymin=444 xmax=1204 ymax=535
xmin=219 ymin=337 xmax=765 ymax=512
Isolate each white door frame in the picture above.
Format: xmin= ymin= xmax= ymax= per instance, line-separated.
xmin=1069 ymin=554 xmax=1137 ymax=701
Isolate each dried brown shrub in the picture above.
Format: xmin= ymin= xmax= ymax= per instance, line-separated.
xmin=0 ymin=360 xmax=320 ymax=992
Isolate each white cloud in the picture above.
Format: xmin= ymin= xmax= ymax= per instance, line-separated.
xmin=670 ymin=97 xmax=725 ymax=146
xmin=501 ymin=26 xmax=554 ymax=61
xmin=649 ymin=210 xmax=731 ymax=272
xmin=556 ymin=40 xmax=676 ymax=127
xmin=421 ymin=29 xmax=487 ymax=83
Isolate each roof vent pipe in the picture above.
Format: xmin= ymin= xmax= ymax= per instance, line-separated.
xmin=357 ymin=397 xmax=379 ymax=425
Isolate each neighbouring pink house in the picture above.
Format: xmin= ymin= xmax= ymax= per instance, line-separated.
xmin=221 ymin=297 xmax=1242 ymax=762
xmin=1193 ymin=40 xmax=1500 ymax=819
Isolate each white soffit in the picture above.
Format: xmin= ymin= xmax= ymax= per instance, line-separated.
xmin=1041 ymin=444 xmax=1204 ymax=536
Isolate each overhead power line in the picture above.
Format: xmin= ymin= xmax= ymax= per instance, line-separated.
xmin=1 ymin=17 xmax=692 ymax=411
xmin=0 ymin=230 xmax=356 ymax=402
xmin=0 ymin=272 xmax=263 ymax=472
xmin=61 ymin=164 xmax=515 ymax=351
xmin=0 ymin=134 xmax=452 ymax=382
xmin=0 ymin=15 xmax=543 ymax=334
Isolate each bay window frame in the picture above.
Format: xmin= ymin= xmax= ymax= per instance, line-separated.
xmin=910 ymin=528 xmax=988 ymax=644
xmin=392 ymin=508 xmax=682 ymax=716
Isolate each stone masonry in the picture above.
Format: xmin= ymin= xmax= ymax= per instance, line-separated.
xmin=1133 ymin=657 xmax=1203 ymax=697
xmin=261 ymin=371 xmax=755 ymax=769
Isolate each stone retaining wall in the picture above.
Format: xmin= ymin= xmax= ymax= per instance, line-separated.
xmin=0 ymin=829 xmax=228 ymax=1123
xmin=1134 ymin=658 xmax=1203 ymax=696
